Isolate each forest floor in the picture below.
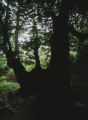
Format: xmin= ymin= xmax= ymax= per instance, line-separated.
xmin=0 ymin=94 xmax=40 ymax=120
xmin=1 ymin=81 xmax=88 ymax=119
xmin=0 ymin=81 xmax=52 ymax=120
xmin=72 ymin=84 xmax=88 ymax=119
xmin=0 ymin=81 xmax=40 ymax=120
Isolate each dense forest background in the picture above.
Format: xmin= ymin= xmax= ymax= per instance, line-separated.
xmin=1 ymin=0 xmax=88 ymax=120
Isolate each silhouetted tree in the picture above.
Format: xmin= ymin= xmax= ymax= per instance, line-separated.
xmin=1 ymin=0 xmax=88 ymax=119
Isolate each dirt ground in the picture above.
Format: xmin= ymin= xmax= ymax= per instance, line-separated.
xmin=0 ymin=95 xmax=40 ymax=120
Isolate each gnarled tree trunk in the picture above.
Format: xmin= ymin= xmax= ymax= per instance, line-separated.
xmin=6 ymin=50 xmax=41 ymax=96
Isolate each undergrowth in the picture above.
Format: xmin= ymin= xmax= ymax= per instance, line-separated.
xmin=0 ymin=81 xmax=20 ymax=116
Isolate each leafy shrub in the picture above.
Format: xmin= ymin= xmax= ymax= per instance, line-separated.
xmin=0 ymin=81 xmax=20 ymax=115
xmin=0 ymin=76 xmax=6 ymax=82
xmin=0 ymin=81 xmax=20 ymax=93
xmin=25 ymin=64 xmax=35 ymax=72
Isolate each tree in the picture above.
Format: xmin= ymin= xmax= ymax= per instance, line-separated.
xmin=0 ymin=0 xmax=70 ymax=119
xmin=14 ymin=3 xmax=20 ymax=57
xmin=1 ymin=0 xmax=88 ymax=119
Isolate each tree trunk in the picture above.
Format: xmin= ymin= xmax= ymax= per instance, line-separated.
xmin=14 ymin=4 xmax=20 ymax=57
xmin=34 ymin=38 xmax=41 ymax=70
xmin=47 ymin=1 xmax=72 ymax=119
xmin=6 ymin=50 xmax=26 ymax=86
xmin=6 ymin=49 xmax=42 ymax=96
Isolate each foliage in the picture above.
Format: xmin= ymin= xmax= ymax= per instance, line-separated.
xmin=39 ymin=45 xmax=51 ymax=69
xmin=0 ymin=76 xmax=6 ymax=82
xmin=0 ymin=81 xmax=20 ymax=94
xmin=0 ymin=55 xmax=9 ymax=76
xmin=0 ymin=81 xmax=20 ymax=115
xmin=23 ymin=62 xmax=35 ymax=72
xmin=0 ymin=0 xmax=53 ymax=73
xmin=69 ymin=51 xmax=78 ymax=63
